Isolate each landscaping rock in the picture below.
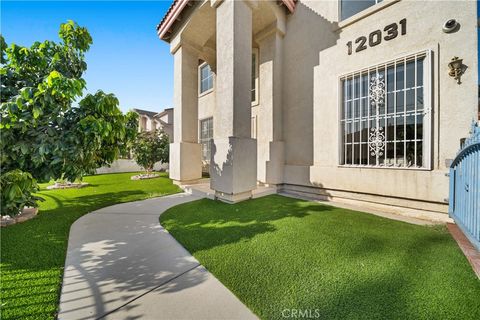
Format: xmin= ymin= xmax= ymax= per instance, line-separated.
xmin=1 ymin=207 xmax=39 ymax=227
xmin=46 ymin=182 xmax=89 ymax=190
xmin=131 ymin=173 xmax=160 ymax=180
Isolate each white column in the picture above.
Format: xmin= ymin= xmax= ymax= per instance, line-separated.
xmin=169 ymin=43 xmax=202 ymax=183
xmin=211 ymin=0 xmax=257 ymax=202
xmin=256 ymin=27 xmax=284 ymax=185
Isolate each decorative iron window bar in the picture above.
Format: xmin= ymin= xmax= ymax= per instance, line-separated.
xmin=339 ymin=50 xmax=431 ymax=169
xmin=199 ymin=117 xmax=213 ymax=162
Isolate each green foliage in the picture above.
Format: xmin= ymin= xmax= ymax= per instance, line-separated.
xmin=0 ymin=169 xmax=43 ymax=216
xmin=132 ymin=130 xmax=170 ymax=173
xmin=0 ymin=21 xmax=138 ymax=183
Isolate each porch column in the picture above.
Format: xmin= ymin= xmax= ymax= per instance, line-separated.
xmin=169 ymin=43 xmax=202 ymax=183
xmin=256 ymin=25 xmax=285 ymax=185
xmin=211 ymin=0 xmax=257 ymax=203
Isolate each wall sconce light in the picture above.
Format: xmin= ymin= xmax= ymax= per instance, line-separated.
xmin=448 ymin=56 xmax=464 ymax=84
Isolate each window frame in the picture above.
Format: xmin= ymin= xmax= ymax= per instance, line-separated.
xmin=251 ymin=48 xmax=259 ymax=106
xmin=199 ymin=116 xmax=213 ymax=163
xmin=198 ymin=62 xmax=214 ymax=96
xmin=337 ymin=49 xmax=433 ymax=170
xmin=339 ymin=0 xmax=382 ymax=22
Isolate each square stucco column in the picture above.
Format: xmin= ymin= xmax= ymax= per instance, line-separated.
xmin=211 ymin=0 xmax=257 ymax=203
xmin=257 ymin=28 xmax=285 ymax=185
xmin=169 ymin=44 xmax=202 ymax=183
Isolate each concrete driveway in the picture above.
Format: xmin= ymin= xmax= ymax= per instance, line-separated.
xmin=57 ymin=193 xmax=257 ymax=320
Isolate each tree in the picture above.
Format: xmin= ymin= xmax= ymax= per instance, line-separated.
xmin=132 ymin=130 xmax=170 ymax=174
xmin=0 ymin=21 xmax=138 ymax=214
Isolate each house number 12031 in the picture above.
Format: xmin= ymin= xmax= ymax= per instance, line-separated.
xmin=347 ymin=19 xmax=407 ymax=55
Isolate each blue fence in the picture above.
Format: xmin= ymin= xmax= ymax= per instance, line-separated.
xmin=449 ymin=121 xmax=480 ymax=251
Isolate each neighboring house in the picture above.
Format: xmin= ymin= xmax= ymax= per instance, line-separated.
xmin=133 ymin=108 xmax=174 ymax=141
xmin=157 ymin=0 xmax=477 ymax=212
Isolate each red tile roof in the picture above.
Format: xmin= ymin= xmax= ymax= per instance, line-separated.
xmin=157 ymin=0 xmax=296 ymax=41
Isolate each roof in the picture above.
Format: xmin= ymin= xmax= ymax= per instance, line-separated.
xmin=156 ymin=0 xmax=296 ymax=41
xmin=132 ymin=108 xmax=159 ymax=118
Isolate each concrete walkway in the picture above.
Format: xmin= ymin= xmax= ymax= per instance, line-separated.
xmin=57 ymin=193 xmax=257 ymax=320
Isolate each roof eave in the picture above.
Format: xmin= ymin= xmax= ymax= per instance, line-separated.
xmin=156 ymin=0 xmax=296 ymax=42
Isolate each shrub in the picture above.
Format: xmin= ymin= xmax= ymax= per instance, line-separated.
xmin=132 ymin=130 xmax=169 ymax=173
xmin=0 ymin=170 xmax=43 ymax=216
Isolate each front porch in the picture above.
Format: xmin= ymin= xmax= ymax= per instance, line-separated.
xmin=165 ymin=0 xmax=287 ymax=202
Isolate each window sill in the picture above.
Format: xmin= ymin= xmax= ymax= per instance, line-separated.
xmin=198 ymin=88 xmax=214 ymax=98
xmin=337 ymin=164 xmax=432 ymax=171
xmin=251 ymin=101 xmax=259 ymax=107
xmin=336 ymin=0 xmax=400 ymax=31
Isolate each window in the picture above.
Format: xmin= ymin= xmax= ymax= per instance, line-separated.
xmin=199 ymin=117 xmax=213 ymax=162
xmin=340 ymin=51 xmax=431 ymax=169
xmin=340 ymin=0 xmax=382 ymax=20
xmin=199 ymin=63 xmax=213 ymax=94
xmin=140 ymin=117 xmax=147 ymax=131
xmin=251 ymin=49 xmax=259 ymax=105
xmin=251 ymin=116 xmax=257 ymax=139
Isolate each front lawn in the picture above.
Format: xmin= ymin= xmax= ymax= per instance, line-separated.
xmin=161 ymin=195 xmax=480 ymax=320
xmin=0 ymin=172 xmax=181 ymax=320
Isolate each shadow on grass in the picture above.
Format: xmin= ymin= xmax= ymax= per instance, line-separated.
xmin=161 ymin=196 xmax=333 ymax=253
xmin=161 ymin=195 xmax=480 ymax=320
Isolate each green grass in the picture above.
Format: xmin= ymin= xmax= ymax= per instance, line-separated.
xmin=161 ymin=195 xmax=480 ymax=320
xmin=0 ymin=172 xmax=181 ymax=320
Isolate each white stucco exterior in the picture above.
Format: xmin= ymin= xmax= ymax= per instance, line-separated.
xmin=159 ymin=0 xmax=478 ymax=211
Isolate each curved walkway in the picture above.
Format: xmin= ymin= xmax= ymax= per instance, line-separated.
xmin=58 ymin=193 xmax=257 ymax=320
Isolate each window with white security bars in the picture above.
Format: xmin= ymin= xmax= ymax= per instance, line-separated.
xmin=340 ymin=50 xmax=431 ymax=169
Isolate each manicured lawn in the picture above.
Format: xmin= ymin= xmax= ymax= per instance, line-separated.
xmin=161 ymin=195 xmax=480 ymax=320
xmin=0 ymin=172 xmax=181 ymax=320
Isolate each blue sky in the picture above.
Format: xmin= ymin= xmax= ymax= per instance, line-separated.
xmin=1 ymin=1 xmax=173 ymax=113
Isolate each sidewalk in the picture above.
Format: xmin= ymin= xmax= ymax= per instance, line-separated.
xmin=57 ymin=193 xmax=257 ymax=320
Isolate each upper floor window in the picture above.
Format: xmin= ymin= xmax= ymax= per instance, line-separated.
xmin=199 ymin=63 xmax=214 ymax=94
xmin=339 ymin=50 xmax=432 ymax=169
xmin=340 ymin=0 xmax=382 ymax=20
xmin=251 ymin=49 xmax=259 ymax=105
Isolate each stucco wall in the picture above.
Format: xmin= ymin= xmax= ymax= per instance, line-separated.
xmin=296 ymin=0 xmax=478 ymax=211
xmin=173 ymin=0 xmax=477 ymax=211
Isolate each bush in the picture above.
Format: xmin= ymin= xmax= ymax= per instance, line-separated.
xmin=132 ymin=130 xmax=169 ymax=173
xmin=0 ymin=170 xmax=43 ymax=216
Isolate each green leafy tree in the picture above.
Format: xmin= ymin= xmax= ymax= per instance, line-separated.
xmin=0 ymin=21 xmax=138 ymax=214
xmin=132 ymin=130 xmax=170 ymax=174
xmin=0 ymin=170 xmax=43 ymax=217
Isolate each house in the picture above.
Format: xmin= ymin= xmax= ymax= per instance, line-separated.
xmin=133 ymin=108 xmax=174 ymax=141
xmin=157 ymin=0 xmax=478 ymax=213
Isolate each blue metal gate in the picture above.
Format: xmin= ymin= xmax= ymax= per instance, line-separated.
xmin=449 ymin=121 xmax=480 ymax=251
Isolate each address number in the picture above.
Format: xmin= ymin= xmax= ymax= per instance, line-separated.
xmin=347 ymin=19 xmax=407 ymax=55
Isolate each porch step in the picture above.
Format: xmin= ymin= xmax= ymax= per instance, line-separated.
xmin=181 ymin=183 xmax=278 ymax=201
xmin=182 ymin=183 xmax=215 ymax=200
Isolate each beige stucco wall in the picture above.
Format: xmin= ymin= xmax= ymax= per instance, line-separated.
xmin=298 ymin=0 xmax=477 ymax=212
xmin=169 ymin=0 xmax=477 ymax=210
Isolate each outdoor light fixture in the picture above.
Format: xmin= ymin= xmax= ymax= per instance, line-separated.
xmin=448 ymin=56 xmax=464 ymax=84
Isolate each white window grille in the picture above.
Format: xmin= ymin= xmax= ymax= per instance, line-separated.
xmin=339 ymin=50 xmax=431 ymax=169
xmin=199 ymin=117 xmax=213 ymax=162
xmin=199 ymin=63 xmax=213 ymax=94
